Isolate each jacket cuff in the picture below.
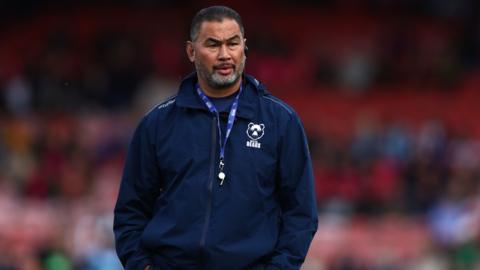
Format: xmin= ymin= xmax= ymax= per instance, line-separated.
xmin=131 ymin=257 xmax=152 ymax=270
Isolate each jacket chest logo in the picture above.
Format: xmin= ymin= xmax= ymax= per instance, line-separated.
xmin=246 ymin=122 xmax=264 ymax=149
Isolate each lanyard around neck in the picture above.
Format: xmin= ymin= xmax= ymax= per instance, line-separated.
xmin=196 ymin=84 xmax=243 ymax=185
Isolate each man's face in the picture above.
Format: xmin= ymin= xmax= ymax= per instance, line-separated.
xmin=187 ymin=19 xmax=246 ymax=90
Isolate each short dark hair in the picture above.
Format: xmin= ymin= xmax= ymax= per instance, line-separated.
xmin=190 ymin=6 xmax=244 ymax=41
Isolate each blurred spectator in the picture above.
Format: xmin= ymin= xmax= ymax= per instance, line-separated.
xmin=338 ymin=49 xmax=377 ymax=94
xmin=3 ymin=76 xmax=32 ymax=115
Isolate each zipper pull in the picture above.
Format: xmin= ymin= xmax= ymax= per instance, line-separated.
xmin=218 ymin=158 xmax=225 ymax=186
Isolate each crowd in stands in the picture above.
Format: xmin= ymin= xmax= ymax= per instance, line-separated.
xmin=0 ymin=0 xmax=479 ymax=269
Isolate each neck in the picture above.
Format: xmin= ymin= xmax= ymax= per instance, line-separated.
xmin=198 ymin=78 xmax=242 ymax=98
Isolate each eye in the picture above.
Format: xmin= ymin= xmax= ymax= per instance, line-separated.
xmin=204 ymin=40 xmax=220 ymax=48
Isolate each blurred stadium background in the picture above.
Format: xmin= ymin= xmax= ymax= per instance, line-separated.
xmin=0 ymin=0 xmax=479 ymax=269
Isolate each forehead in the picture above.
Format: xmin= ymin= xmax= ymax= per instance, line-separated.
xmin=197 ymin=19 xmax=243 ymax=41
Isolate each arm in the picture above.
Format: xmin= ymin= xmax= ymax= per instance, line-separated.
xmin=114 ymin=117 xmax=161 ymax=270
xmin=263 ymin=114 xmax=318 ymax=269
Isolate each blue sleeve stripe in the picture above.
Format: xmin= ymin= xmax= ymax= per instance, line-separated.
xmin=157 ymin=97 xmax=176 ymax=110
xmin=262 ymin=96 xmax=293 ymax=115
xmin=144 ymin=95 xmax=177 ymax=115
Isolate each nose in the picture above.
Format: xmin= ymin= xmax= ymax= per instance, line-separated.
xmin=218 ymin=44 xmax=231 ymax=60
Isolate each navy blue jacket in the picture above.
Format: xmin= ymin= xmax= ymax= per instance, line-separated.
xmin=114 ymin=73 xmax=318 ymax=270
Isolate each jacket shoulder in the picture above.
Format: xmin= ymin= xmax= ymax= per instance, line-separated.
xmin=261 ymin=93 xmax=296 ymax=117
xmin=140 ymin=94 xmax=177 ymax=129
xmin=259 ymin=92 xmax=308 ymax=139
xmin=144 ymin=94 xmax=177 ymax=117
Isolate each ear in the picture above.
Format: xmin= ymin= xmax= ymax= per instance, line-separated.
xmin=243 ymin=38 xmax=248 ymax=57
xmin=186 ymin=41 xmax=195 ymax=63
xmin=260 ymin=124 xmax=265 ymax=130
xmin=248 ymin=123 xmax=254 ymax=128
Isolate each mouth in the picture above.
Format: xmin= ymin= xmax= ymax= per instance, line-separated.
xmin=214 ymin=64 xmax=234 ymax=76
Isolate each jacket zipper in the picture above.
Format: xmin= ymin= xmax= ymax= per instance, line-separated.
xmin=200 ymin=116 xmax=217 ymax=248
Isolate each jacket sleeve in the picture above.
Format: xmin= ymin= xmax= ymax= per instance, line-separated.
xmin=264 ymin=113 xmax=318 ymax=269
xmin=114 ymin=117 xmax=161 ymax=270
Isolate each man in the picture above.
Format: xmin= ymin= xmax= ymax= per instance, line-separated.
xmin=114 ymin=6 xmax=317 ymax=270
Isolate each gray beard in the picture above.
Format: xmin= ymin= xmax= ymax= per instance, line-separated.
xmin=196 ymin=57 xmax=246 ymax=89
xmin=209 ymin=70 xmax=239 ymax=88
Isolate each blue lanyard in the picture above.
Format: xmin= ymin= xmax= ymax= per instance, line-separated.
xmin=196 ymin=84 xmax=243 ymax=185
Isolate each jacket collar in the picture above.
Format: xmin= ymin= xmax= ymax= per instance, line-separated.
xmin=175 ymin=72 xmax=265 ymax=120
